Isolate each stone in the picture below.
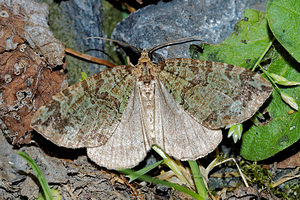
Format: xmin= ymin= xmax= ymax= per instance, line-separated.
xmin=112 ymin=0 xmax=268 ymax=62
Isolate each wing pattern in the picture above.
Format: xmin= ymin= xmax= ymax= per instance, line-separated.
xmin=88 ymin=79 xmax=222 ymax=169
xmin=158 ymin=58 xmax=273 ymax=129
xmin=87 ymin=85 xmax=151 ymax=169
xmin=31 ymin=50 xmax=273 ymax=170
xmin=31 ymin=66 xmax=135 ymax=148
xmin=154 ymin=79 xmax=222 ymax=161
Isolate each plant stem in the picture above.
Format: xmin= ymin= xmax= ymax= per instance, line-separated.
xmin=251 ymin=37 xmax=275 ymax=71
xmin=258 ymin=64 xmax=281 ymax=93
xmin=152 ymin=145 xmax=191 ymax=187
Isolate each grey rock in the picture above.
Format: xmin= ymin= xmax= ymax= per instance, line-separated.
xmin=60 ymin=0 xmax=105 ymax=74
xmin=112 ymin=0 xmax=268 ymax=62
xmin=19 ymin=146 xmax=69 ymax=184
xmin=0 ymin=131 xmax=27 ymax=184
xmin=20 ymin=177 xmax=39 ymax=199
xmin=0 ymin=131 xmax=27 ymax=199
xmin=0 ymin=131 xmax=70 ymax=198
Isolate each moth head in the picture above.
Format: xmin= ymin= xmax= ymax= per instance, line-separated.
xmin=138 ymin=49 xmax=151 ymax=63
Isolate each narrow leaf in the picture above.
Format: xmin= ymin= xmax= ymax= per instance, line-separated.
xmin=119 ymin=160 xmax=164 ymax=183
xmin=270 ymin=73 xmax=300 ymax=86
xmin=18 ymin=151 xmax=52 ymax=200
xmin=152 ymin=145 xmax=191 ymax=187
xmin=281 ymin=92 xmax=298 ymax=110
xmin=121 ymin=169 xmax=205 ymax=200
xmin=188 ymin=161 xmax=208 ymax=199
xmin=228 ymin=124 xmax=243 ymax=143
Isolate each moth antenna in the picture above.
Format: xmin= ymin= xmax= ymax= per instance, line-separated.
xmin=87 ymin=37 xmax=142 ymax=53
xmin=148 ymin=36 xmax=203 ymax=53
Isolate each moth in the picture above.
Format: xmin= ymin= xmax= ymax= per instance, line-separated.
xmin=31 ymin=39 xmax=273 ymax=169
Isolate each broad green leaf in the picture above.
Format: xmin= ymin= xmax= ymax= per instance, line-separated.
xmin=241 ymin=54 xmax=300 ymax=160
xmin=191 ymin=9 xmax=272 ymax=69
xmin=267 ymin=0 xmax=300 ymax=62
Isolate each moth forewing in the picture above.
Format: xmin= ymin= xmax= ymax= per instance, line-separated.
xmin=157 ymin=58 xmax=273 ymax=129
xmin=31 ymin=65 xmax=136 ymax=148
xmin=87 ymin=83 xmax=152 ymax=169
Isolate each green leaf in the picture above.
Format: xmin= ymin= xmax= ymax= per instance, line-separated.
xmin=152 ymin=145 xmax=191 ymax=186
xmin=267 ymin=0 xmax=300 ymax=62
xmin=251 ymin=111 xmax=265 ymax=126
xmin=191 ymin=9 xmax=272 ymax=69
xmin=280 ymin=91 xmax=298 ymax=110
xmin=228 ymin=124 xmax=243 ymax=143
xmin=241 ymin=53 xmax=300 ymax=160
xmin=188 ymin=161 xmax=208 ymax=199
xmin=18 ymin=151 xmax=53 ymax=200
xmin=37 ymin=189 xmax=62 ymax=200
xmin=80 ymin=72 xmax=88 ymax=81
xmin=119 ymin=160 xmax=164 ymax=183
xmin=270 ymin=73 xmax=300 ymax=86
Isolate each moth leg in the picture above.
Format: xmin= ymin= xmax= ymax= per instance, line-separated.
xmin=126 ymin=56 xmax=135 ymax=67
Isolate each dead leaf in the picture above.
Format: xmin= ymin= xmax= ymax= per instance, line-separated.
xmin=0 ymin=43 xmax=66 ymax=145
xmin=277 ymin=150 xmax=300 ymax=169
xmin=0 ymin=1 xmax=66 ymax=145
xmin=1 ymin=0 xmax=65 ymax=66
xmin=0 ymin=5 xmax=25 ymax=52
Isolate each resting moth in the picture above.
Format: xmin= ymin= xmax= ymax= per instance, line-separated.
xmin=31 ymin=40 xmax=273 ymax=169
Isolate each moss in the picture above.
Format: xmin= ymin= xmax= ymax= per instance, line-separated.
xmin=34 ymin=0 xmax=89 ymax=84
xmin=240 ymin=161 xmax=300 ymax=199
xmin=241 ymin=161 xmax=272 ymax=190
xmin=101 ymin=0 xmax=128 ymax=66
xmin=273 ymin=181 xmax=300 ymax=200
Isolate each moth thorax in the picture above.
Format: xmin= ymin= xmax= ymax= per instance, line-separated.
xmin=136 ymin=62 xmax=155 ymax=83
xmin=138 ymin=79 xmax=155 ymax=140
xmin=135 ymin=49 xmax=156 ymax=83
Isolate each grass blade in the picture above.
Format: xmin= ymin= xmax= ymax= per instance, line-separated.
xmin=121 ymin=169 xmax=204 ymax=199
xmin=119 ymin=160 xmax=164 ymax=183
xmin=152 ymin=145 xmax=191 ymax=186
xmin=188 ymin=161 xmax=207 ymax=199
xmin=18 ymin=151 xmax=52 ymax=200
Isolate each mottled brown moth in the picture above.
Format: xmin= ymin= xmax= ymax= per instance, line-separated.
xmin=31 ymin=39 xmax=273 ymax=169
